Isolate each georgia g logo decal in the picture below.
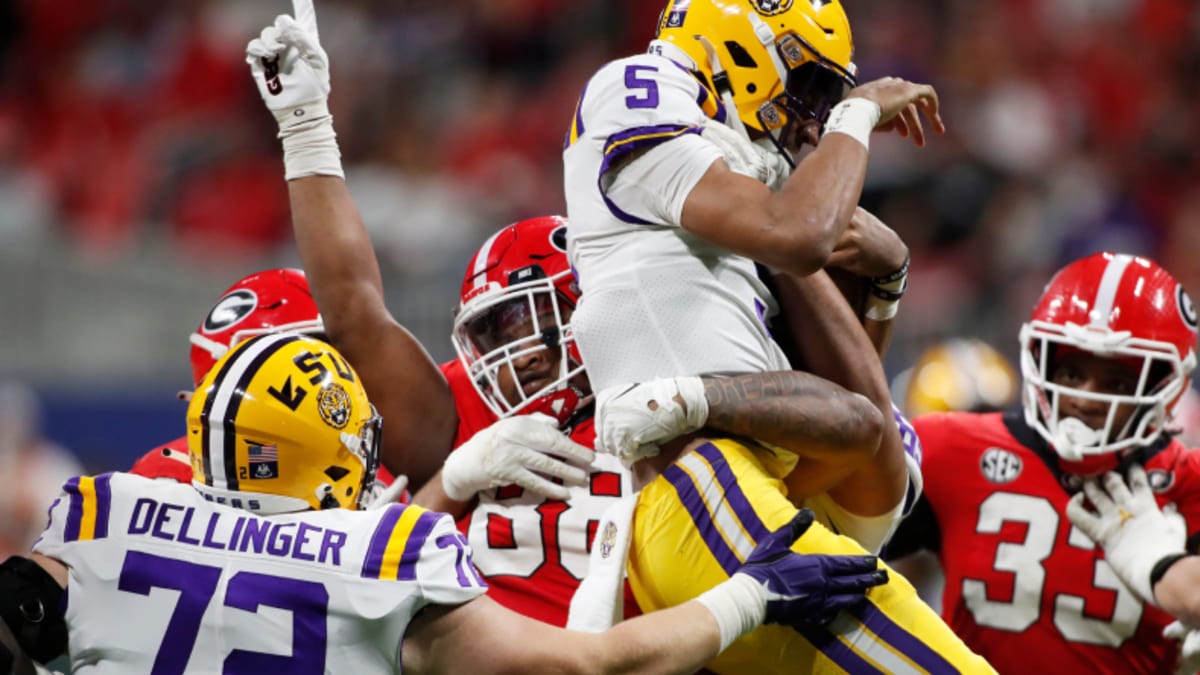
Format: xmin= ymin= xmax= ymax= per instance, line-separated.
xmin=203 ymin=290 xmax=258 ymax=334
xmin=1177 ymin=284 xmax=1198 ymax=333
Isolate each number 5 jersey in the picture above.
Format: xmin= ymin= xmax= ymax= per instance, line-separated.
xmin=33 ymin=472 xmax=486 ymax=674
xmin=887 ymin=411 xmax=1200 ymax=674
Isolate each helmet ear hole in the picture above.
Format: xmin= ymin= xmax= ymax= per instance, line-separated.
xmin=724 ymin=41 xmax=757 ymax=68
xmin=325 ymin=466 xmax=350 ymax=481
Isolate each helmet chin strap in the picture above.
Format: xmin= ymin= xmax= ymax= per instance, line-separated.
xmin=693 ymin=36 xmax=748 ymax=138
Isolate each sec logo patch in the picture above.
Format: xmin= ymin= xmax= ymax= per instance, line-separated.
xmin=980 ymin=448 xmax=1022 ymax=484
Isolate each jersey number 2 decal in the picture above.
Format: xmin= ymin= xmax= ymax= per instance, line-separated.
xmin=961 ymin=492 xmax=1143 ymax=646
xmin=119 ymin=551 xmax=328 ymax=674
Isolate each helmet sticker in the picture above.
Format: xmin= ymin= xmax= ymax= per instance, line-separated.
xmin=659 ymin=0 xmax=690 ymax=31
xmin=247 ymin=442 xmax=279 ymax=479
xmin=752 ymin=0 xmax=794 ymax=16
xmin=318 ymin=383 xmax=352 ymax=429
xmin=203 ymin=289 xmax=258 ymax=334
xmin=1178 ymin=284 xmax=1198 ymax=332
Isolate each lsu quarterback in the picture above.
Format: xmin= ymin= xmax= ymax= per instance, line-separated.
xmin=561 ymin=0 xmax=996 ymax=672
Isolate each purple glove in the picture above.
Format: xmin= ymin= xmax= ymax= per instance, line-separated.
xmin=739 ymin=509 xmax=888 ymax=628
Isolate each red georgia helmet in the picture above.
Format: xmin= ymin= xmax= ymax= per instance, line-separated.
xmin=188 ymin=269 xmax=325 ymax=385
xmin=1019 ymin=252 xmax=1199 ymax=464
xmin=451 ymin=216 xmax=589 ymax=426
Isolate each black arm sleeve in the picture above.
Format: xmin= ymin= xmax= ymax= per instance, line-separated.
xmin=883 ymin=494 xmax=941 ymax=560
xmin=0 ymin=556 xmax=67 ymax=664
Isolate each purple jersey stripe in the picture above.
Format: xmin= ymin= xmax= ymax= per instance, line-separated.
xmin=795 ymin=623 xmax=887 ymax=674
xmin=62 ymin=477 xmax=83 ymax=542
xmin=855 ymin=603 xmax=960 ymax=674
xmin=663 ymin=464 xmax=742 ymax=575
xmin=92 ymin=473 xmax=113 ymax=540
xmin=360 ymin=504 xmax=405 ymax=578
xmin=693 ymin=443 xmax=770 ymax=540
xmin=397 ymin=510 xmax=441 ymax=581
xmin=597 ymin=124 xmax=702 ymax=225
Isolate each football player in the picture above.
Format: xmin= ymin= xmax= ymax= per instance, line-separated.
xmin=560 ymin=0 xmax=991 ymax=672
xmin=887 ymin=252 xmax=1200 ymax=673
xmin=247 ymin=0 xmax=899 ymax=632
xmin=129 ymin=268 xmax=327 ymax=483
xmin=0 ymin=334 xmax=889 ymax=674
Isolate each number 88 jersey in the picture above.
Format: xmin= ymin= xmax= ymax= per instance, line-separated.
xmin=442 ymin=358 xmax=633 ymax=627
xmin=892 ymin=411 xmax=1200 ymax=674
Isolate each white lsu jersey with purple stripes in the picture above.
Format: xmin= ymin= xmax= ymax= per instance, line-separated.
xmin=563 ymin=47 xmax=791 ymax=394
xmin=33 ymin=472 xmax=485 ymax=674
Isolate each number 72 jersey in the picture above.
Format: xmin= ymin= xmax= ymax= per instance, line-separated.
xmin=33 ymin=473 xmax=486 ymax=674
xmin=898 ymin=411 xmax=1200 ymax=674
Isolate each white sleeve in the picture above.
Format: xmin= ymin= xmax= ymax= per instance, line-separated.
xmin=413 ymin=510 xmax=490 ymax=608
xmin=31 ymin=474 xmax=105 ymax=559
xmin=604 ymin=133 xmax=723 ymax=227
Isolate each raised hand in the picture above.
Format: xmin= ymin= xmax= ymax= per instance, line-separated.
xmin=736 ymin=509 xmax=887 ymax=628
xmin=594 ymin=377 xmax=708 ymax=461
xmin=245 ymin=0 xmax=342 ymax=179
xmin=1066 ymin=464 xmax=1187 ymax=604
xmin=442 ymin=413 xmax=594 ymax=501
xmin=845 ymin=76 xmax=945 ymax=147
xmin=246 ymin=0 xmax=330 ymax=119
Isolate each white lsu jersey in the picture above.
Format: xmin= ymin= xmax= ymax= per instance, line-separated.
xmin=33 ymin=472 xmax=485 ymax=674
xmin=563 ymin=49 xmax=791 ymax=393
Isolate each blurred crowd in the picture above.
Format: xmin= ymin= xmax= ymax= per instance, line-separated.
xmin=1 ymin=0 xmax=1198 ymax=466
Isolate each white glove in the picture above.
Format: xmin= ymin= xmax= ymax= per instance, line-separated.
xmin=700 ymin=119 xmax=790 ymax=191
xmin=1066 ymin=464 xmax=1187 ymax=604
xmin=442 ymin=414 xmax=594 ymax=501
xmin=595 ymin=377 xmax=708 ymax=461
xmin=245 ymin=0 xmax=343 ymax=179
xmin=1164 ymin=621 xmax=1200 ymax=675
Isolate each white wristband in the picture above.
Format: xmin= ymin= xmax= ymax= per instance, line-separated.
xmin=676 ymin=375 xmax=710 ymax=431
xmin=822 ymin=98 xmax=881 ymax=151
xmin=694 ymin=573 xmax=767 ymax=652
xmin=275 ymin=101 xmax=344 ymax=180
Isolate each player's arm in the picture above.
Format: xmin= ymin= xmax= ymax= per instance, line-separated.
xmin=403 ymin=510 xmax=886 ymax=675
xmin=677 ymin=80 xmax=941 ymax=278
xmin=821 ymin=207 xmax=909 ymax=357
xmin=0 ymin=554 xmax=68 ymax=673
xmin=768 ymin=256 xmax=909 ymax=516
xmin=246 ymin=0 xmax=455 ymax=488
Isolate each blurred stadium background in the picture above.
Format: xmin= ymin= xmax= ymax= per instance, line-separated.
xmin=1 ymin=0 xmax=1198 ymax=474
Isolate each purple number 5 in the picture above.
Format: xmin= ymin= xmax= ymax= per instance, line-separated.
xmin=118 ymin=551 xmax=328 ymax=675
xmin=625 ymin=65 xmax=660 ymax=109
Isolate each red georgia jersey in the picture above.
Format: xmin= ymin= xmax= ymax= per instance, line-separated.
xmin=909 ymin=411 xmax=1200 ymax=674
xmin=440 ymin=358 xmax=632 ymax=626
xmin=129 ymin=437 xmax=193 ymax=482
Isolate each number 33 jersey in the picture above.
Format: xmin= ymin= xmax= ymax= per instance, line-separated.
xmin=562 ymin=50 xmax=791 ymax=394
xmin=33 ymin=472 xmax=486 ymax=674
xmin=889 ymin=411 xmax=1200 ymax=674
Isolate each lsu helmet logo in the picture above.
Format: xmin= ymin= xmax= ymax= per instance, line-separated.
xmin=202 ymin=289 xmax=257 ymax=334
xmin=317 ymin=383 xmax=352 ymax=429
xmin=751 ymin=0 xmax=794 ymax=16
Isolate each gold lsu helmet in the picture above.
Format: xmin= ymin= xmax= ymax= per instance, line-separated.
xmin=187 ymin=333 xmax=381 ymax=514
xmin=656 ymin=0 xmax=857 ymax=142
xmin=899 ymin=338 xmax=1019 ymax=417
